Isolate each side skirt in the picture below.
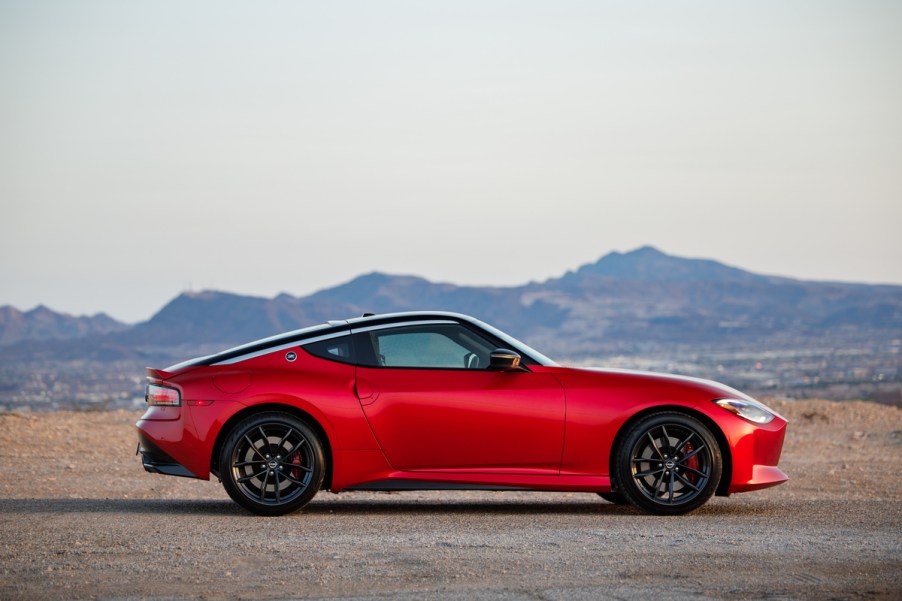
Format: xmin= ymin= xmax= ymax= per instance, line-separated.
xmin=347 ymin=479 xmax=528 ymax=492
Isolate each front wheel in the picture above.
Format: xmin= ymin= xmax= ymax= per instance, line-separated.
xmin=613 ymin=412 xmax=722 ymax=515
xmin=219 ymin=412 xmax=325 ymax=516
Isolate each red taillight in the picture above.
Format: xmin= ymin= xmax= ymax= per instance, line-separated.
xmin=146 ymin=383 xmax=181 ymax=406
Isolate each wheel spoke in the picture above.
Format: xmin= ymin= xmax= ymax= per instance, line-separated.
xmin=277 ymin=428 xmax=295 ymax=451
xmin=661 ymin=425 xmax=670 ymax=450
xmin=680 ymin=464 xmax=708 ymax=478
xmin=632 ymin=457 xmax=661 ymax=463
xmin=234 ymin=460 xmax=264 ymax=468
xmin=244 ymin=435 xmax=267 ymax=460
xmin=635 ymin=467 xmax=664 ymax=478
xmin=647 ymin=432 xmax=665 ymax=459
xmin=668 ymin=470 xmax=675 ymax=503
xmin=237 ymin=469 xmax=266 ymax=483
xmin=678 ymin=445 xmax=706 ymax=463
xmin=676 ymin=471 xmax=701 ymax=491
xmin=259 ymin=469 xmax=270 ymax=500
xmin=651 ymin=470 xmax=665 ymax=498
xmin=274 ymin=470 xmax=281 ymax=503
xmin=282 ymin=471 xmax=311 ymax=486
xmin=675 ymin=431 xmax=694 ymax=450
xmin=284 ymin=437 xmax=308 ymax=458
xmin=257 ymin=427 xmax=271 ymax=455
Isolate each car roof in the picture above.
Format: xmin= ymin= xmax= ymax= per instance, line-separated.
xmin=344 ymin=310 xmax=474 ymax=326
xmin=165 ymin=311 xmax=479 ymax=370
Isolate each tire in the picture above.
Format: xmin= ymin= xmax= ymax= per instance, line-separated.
xmin=219 ymin=412 xmax=326 ymax=516
xmin=613 ymin=412 xmax=722 ymax=515
xmin=597 ymin=492 xmax=628 ymax=505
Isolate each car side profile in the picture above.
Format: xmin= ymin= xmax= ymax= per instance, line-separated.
xmin=137 ymin=311 xmax=787 ymax=516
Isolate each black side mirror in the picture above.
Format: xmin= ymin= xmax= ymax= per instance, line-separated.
xmin=489 ymin=348 xmax=522 ymax=371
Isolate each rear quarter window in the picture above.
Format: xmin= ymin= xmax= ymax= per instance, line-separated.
xmin=303 ymin=335 xmax=355 ymax=364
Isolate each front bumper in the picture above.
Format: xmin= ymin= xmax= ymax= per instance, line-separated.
xmin=730 ymin=465 xmax=789 ymax=493
xmin=725 ymin=414 xmax=789 ymax=494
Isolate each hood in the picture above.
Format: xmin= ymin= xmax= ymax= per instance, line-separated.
xmin=574 ymin=366 xmax=757 ymax=403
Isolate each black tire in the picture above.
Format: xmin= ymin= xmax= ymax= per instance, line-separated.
xmin=219 ymin=412 xmax=325 ymax=516
xmin=613 ymin=412 xmax=722 ymax=515
xmin=597 ymin=492 xmax=629 ymax=505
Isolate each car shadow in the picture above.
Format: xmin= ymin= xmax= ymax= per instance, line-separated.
xmin=305 ymin=498 xmax=638 ymax=516
xmin=0 ymin=497 xmax=245 ymax=516
xmin=0 ymin=497 xmax=645 ymax=517
xmin=0 ymin=496 xmax=771 ymax=517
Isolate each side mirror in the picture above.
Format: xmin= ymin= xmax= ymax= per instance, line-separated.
xmin=489 ymin=348 xmax=522 ymax=371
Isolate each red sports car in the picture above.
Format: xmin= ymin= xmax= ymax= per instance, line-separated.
xmin=137 ymin=311 xmax=787 ymax=516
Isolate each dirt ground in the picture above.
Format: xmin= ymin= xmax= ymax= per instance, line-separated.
xmin=0 ymin=399 xmax=899 ymax=601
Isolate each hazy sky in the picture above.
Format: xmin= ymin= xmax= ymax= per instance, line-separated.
xmin=1 ymin=1 xmax=900 ymax=323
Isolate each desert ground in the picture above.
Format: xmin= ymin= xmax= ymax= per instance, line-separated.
xmin=0 ymin=399 xmax=899 ymax=601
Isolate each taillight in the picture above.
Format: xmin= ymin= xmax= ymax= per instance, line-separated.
xmin=146 ymin=383 xmax=181 ymax=406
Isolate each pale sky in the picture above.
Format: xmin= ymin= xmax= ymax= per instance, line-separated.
xmin=1 ymin=1 xmax=900 ymax=323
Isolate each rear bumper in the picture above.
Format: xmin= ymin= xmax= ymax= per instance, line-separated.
xmin=137 ymin=430 xmax=198 ymax=479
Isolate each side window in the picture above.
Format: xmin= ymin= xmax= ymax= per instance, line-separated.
xmin=359 ymin=324 xmax=495 ymax=369
xmin=303 ymin=335 xmax=354 ymax=364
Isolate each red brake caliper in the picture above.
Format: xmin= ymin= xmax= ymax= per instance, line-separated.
xmin=290 ymin=451 xmax=303 ymax=481
xmin=682 ymin=441 xmax=698 ymax=484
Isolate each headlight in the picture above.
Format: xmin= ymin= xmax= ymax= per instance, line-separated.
xmin=713 ymin=398 xmax=775 ymax=424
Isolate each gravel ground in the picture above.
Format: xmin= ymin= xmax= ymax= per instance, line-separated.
xmin=0 ymin=399 xmax=899 ymax=601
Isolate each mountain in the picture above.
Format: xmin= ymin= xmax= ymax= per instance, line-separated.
xmin=3 ymin=246 xmax=902 ymax=359
xmin=3 ymin=247 xmax=901 ymax=407
xmin=120 ymin=290 xmax=352 ymax=347
xmin=529 ymin=247 xmax=902 ymax=354
xmin=306 ymin=272 xmax=568 ymax=338
xmin=0 ymin=305 xmax=127 ymax=346
xmin=572 ymin=245 xmax=769 ymax=283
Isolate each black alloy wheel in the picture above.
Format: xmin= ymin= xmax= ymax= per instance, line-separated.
xmin=220 ymin=412 xmax=325 ymax=516
xmin=613 ymin=412 xmax=722 ymax=515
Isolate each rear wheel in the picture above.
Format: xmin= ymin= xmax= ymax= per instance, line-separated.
xmin=219 ymin=412 xmax=325 ymax=516
xmin=613 ymin=412 xmax=721 ymax=515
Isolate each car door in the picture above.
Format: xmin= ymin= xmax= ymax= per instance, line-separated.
xmin=352 ymin=322 xmax=565 ymax=473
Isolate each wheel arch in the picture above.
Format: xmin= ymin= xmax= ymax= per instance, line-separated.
xmin=210 ymin=403 xmax=335 ymax=491
xmin=609 ymin=404 xmax=733 ymax=497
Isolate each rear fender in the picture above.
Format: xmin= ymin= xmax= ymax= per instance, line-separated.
xmin=202 ymin=394 xmax=339 ymax=478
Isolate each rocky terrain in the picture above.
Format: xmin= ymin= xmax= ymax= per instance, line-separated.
xmin=0 ymin=399 xmax=899 ymax=600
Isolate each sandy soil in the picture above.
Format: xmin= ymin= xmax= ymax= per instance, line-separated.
xmin=0 ymin=399 xmax=899 ymax=600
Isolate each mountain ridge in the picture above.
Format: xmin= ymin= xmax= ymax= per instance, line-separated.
xmin=2 ymin=247 xmax=901 ymax=359
xmin=571 ymin=245 xmax=771 ymax=283
xmin=0 ymin=304 xmax=127 ymax=346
